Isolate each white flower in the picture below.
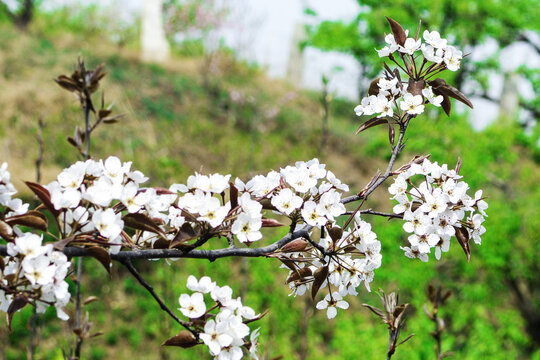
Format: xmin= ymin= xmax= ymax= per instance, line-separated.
xmin=208 ymin=173 xmax=231 ymax=194
xmin=121 ymin=182 xmax=147 ymax=213
xmin=401 ymin=245 xmax=429 ymax=262
xmin=22 ymin=255 xmax=56 ymax=286
xmin=423 ymin=30 xmax=447 ymax=49
xmin=238 ymin=193 xmax=263 ymax=216
xmin=249 ymin=328 xmax=260 ymax=360
xmin=8 ymin=233 xmax=51 ymax=259
xmin=167 ymin=206 xmax=186 ymax=228
xmin=102 ymin=156 xmax=130 ymax=184
xmin=211 ymin=285 xmax=233 ymax=304
xmin=178 ymin=292 xmax=206 ymax=318
xmin=301 ymin=201 xmax=327 ymax=226
xmin=420 ymin=190 xmax=447 ymax=218
xmin=376 ymin=33 xmax=400 ymax=57
xmin=83 ymin=177 xmax=115 ymax=207
xmin=400 ymin=93 xmax=425 ymax=115
xmin=231 ymin=213 xmax=262 ymax=243
xmin=271 ymin=188 xmax=303 ymax=215
xmin=187 ymin=275 xmax=216 ymax=294
xmin=444 ymin=46 xmax=462 ymax=71
xmin=57 ymin=161 xmax=86 ymax=189
xmin=200 ymin=319 xmax=233 ymax=356
xmin=315 ymin=292 xmax=349 ymax=319
xmin=399 ymin=37 xmax=421 ymax=55
xmin=421 ymin=44 xmax=444 ymax=63
xmin=197 ymin=197 xmax=231 ymax=228
xmin=422 ymin=87 xmax=443 ymax=107
xmin=92 ymin=209 xmax=124 ymax=239
xmin=408 ymin=233 xmax=439 ymax=254
xmin=389 ymin=175 xmax=407 ymax=197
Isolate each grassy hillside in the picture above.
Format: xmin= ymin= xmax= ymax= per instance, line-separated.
xmin=1 ymin=19 xmax=539 ymax=360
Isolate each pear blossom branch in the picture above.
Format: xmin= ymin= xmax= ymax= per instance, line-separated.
xmin=0 ymin=226 xmax=313 ymax=261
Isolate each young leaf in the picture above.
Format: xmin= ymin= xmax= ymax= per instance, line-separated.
xmin=24 ymin=182 xmax=60 ymax=218
xmin=355 ymin=117 xmax=388 ymax=135
xmin=385 ymin=17 xmax=407 ymax=46
xmin=170 ymin=223 xmax=200 ymax=249
xmin=286 ymin=267 xmax=312 ymax=284
xmin=123 ymin=213 xmax=166 ymax=239
xmin=7 ymin=295 xmax=29 ymax=331
xmin=0 ymin=220 xmax=14 ymax=241
xmin=311 ymin=266 xmax=329 ymax=300
xmin=161 ymin=330 xmax=198 ymax=348
xmin=86 ymin=247 xmax=112 ymax=274
xmin=280 ymin=238 xmax=308 ymax=252
xmin=454 ymin=226 xmax=471 ymax=262
xmin=261 ymin=218 xmax=286 ymax=228
xmin=6 ymin=211 xmax=48 ymax=232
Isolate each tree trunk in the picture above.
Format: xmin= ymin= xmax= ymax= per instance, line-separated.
xmin=141 ymin=0 xmax=170 ymax=63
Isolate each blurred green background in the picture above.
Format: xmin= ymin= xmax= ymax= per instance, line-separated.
xmin=0 ymin=0 xmax=539 ymax=359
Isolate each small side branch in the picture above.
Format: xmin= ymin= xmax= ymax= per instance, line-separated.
xmin=120 ymin=259 xmax=198 ymax=337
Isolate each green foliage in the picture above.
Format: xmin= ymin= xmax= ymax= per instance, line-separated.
xmin=305 ymin=0 xmax=540 ymax=94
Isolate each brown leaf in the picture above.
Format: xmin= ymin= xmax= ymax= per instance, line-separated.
xmin=429 ymin=78 xmax=473 ymax=109
xmin=123 ymin=213 xmax=166 ymax=239
xmin=286 ymin=267 xmax=312 ymax=284
xmin=327 ymin=226 xmax=343 ymax=243
xmin=440 ymin=95 xmax=451 ymax=116
xmin=229 ymin=183 xmax=239 ymax=210
xmin=152 ymin=238 xmax=170 ymax=249
xmin=454 ymin=226 xmax=471 ymax=262
xmin=368 ymin=77 xmax=382 ymax=96
xmin=455 ymin=157 xmax=462 ymax=174
xmin=6 ymin=211 xmax=48 ymax=232
xmin=161 ymin=330 xmax=198 ymax=348
xmin=86 ymin=247 xmax=112 ymax=274
xmin=388 ymin=123 xmax=395 ymax=147
xmin=385 ymin=17 xmax=407 ymax=47
xmin=280 ymin=238 xmax=308 ymax=252
xmin=0 ymin=220 xmax=14 ymax=241
xmin=170 ymin=223 xmax=200 ymax=249
xmin=53 ymin=236 xmax=75 ymax=251
xmin=260 ymin=198 xmax=277 ymax=211
xmin=0 ymin=257 xmax=4 ymax=272
xmin=440 ymin=85 xmax=473 ymax=109
xmin=24 ymin=182 xmax=60 ymax=218
xmin=83 ymin=296 xmax=99 ymax=306
xmin=311 ymin=266 xmax=329 ymax=300
xmin=362 ymin=303 xmax=386 ymax=320
xmin=355 ymin=117 xmax=388 ymax=135
xmin=261 ymin=218 xmax=286 ymax=228
xmin=7 ymin=294 xmax=29 ymax=331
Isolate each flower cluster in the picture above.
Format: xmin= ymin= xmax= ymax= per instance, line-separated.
xmin=1 ymin=164 xmax=70 ymax=321
xmin=355 ymin=29 xmax=462 ymax=120
xmin=389 ymin=159 xmax=487 ymax=261
xmin=0 ymin=162 xmax=29 ymax=216
xmin=2 ymin=233 xmax=71 ymax=320
xmin=377 ymin=30 xmax=462 ymax=71
xmin=281 ymin=214 xmax=382 ymax=319
xmin=178 ymin=275 xmax=261 ymax=359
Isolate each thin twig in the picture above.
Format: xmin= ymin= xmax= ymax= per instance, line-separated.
xmin=74 ymin=102 xmax=91 ymax=359
xmin=343 ymin=120 xmax=409 ymax=227
xmin=344 ymin=209 xmax=403 ymax=219
xmin=120 ymin=259 xmax=198 ymax=338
